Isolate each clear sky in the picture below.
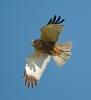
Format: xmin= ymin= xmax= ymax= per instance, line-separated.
xmin=0 ymin=0 xmax=91 ymax=100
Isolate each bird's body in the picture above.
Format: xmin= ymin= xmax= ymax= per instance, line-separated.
xmin=31 ymin=39 xmax=62 ymax=56
xmin=23 ymin=15 xmax=72 ymax=89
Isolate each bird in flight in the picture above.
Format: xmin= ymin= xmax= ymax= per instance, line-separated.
xmin=23 ymin=15 xmax=72 ymax=89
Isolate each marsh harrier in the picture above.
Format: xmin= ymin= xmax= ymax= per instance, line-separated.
xmin=23 ymin=15 xmax=72 ymax=89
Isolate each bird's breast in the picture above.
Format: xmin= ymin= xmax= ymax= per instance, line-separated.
xmin=36 ymin=40 xmax=62 ymax=56
xmin=38 ymin=40 xmax=55 ymax=52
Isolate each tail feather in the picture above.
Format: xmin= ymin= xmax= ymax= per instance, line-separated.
xmin=52 ymin=41 xmax=72 ymax=67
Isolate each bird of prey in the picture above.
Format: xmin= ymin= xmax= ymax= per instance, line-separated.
xmin=23 ymin=15 xmax=72 ymax=89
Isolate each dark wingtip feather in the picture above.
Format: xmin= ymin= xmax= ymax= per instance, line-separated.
xmin=25 ymin=75 xmax=27 ymax=86
xmin=54 ymin=16 xmax=61 ymax=24
xmin=57 ymin=19 xmax=65 ymax=24
xmin=34 ymin=78 xmax=38 ymax=86
xmin=23 ymin=70 xmax=38 ymax=89
xmin=31 ymin=77 xmax=34 ymax=89
xmin=47 ymin=18 xmax=52 ymax=25
xmin=28 ymin=76 xmax=30 ymax=88
xmin=23 ymin=70 xmax=26 ymax=79
xmin=51 ymin=15 xmax=56 ymax=24
xmin=47 ymin=15 xmax=65 ymax=25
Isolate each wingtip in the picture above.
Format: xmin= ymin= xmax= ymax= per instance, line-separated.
xmin=47 ymin=15 xmax=65 ymax=25
xmin=23 ymin=70 xmax=38 ymax=89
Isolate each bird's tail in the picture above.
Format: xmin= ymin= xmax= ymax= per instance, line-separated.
xmin=52 ymin=41 xmax=72 ymax=67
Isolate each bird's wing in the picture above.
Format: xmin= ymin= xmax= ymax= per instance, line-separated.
xmin=23 ymin=49 xmax=51 ymax=89
xmin=39 ymin=15 xmax=65 ymax=43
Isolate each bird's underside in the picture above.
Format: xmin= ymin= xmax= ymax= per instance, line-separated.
xmin=32 ymin=40 xmax=64 ymax=56
xmin=23 ymin=15 xmax=72 ymax=89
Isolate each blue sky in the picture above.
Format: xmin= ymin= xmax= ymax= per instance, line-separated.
xmin=0 ymin=0 xmax=91 ymax=100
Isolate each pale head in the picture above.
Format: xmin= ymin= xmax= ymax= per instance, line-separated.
xmin=31 ymin=39 xmax=42 ymax=49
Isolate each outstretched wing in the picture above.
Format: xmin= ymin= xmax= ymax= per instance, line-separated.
xmin=23 ymin=49 xmax=51 ymax=89
xmin=39 ymin=15 xmax=65 ymax=43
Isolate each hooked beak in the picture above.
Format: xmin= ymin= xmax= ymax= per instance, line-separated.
xmin=30 ymin=40 xmax=34 ymax=45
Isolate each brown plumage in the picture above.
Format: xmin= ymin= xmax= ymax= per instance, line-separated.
xmin=32 ymin=40 xmax=63 ymax=56
xmin=23 ymin=15 xmax=72 ymax=89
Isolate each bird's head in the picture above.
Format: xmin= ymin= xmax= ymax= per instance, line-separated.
xmin=31 ymin=39 xmax=42 ymax=49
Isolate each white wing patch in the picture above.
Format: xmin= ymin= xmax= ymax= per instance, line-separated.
xmin=23 ymin=50 xmax=51 ymax=89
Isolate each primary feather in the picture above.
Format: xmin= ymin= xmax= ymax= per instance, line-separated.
xmin=23 ymin=49 xmax=51 ymax=89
